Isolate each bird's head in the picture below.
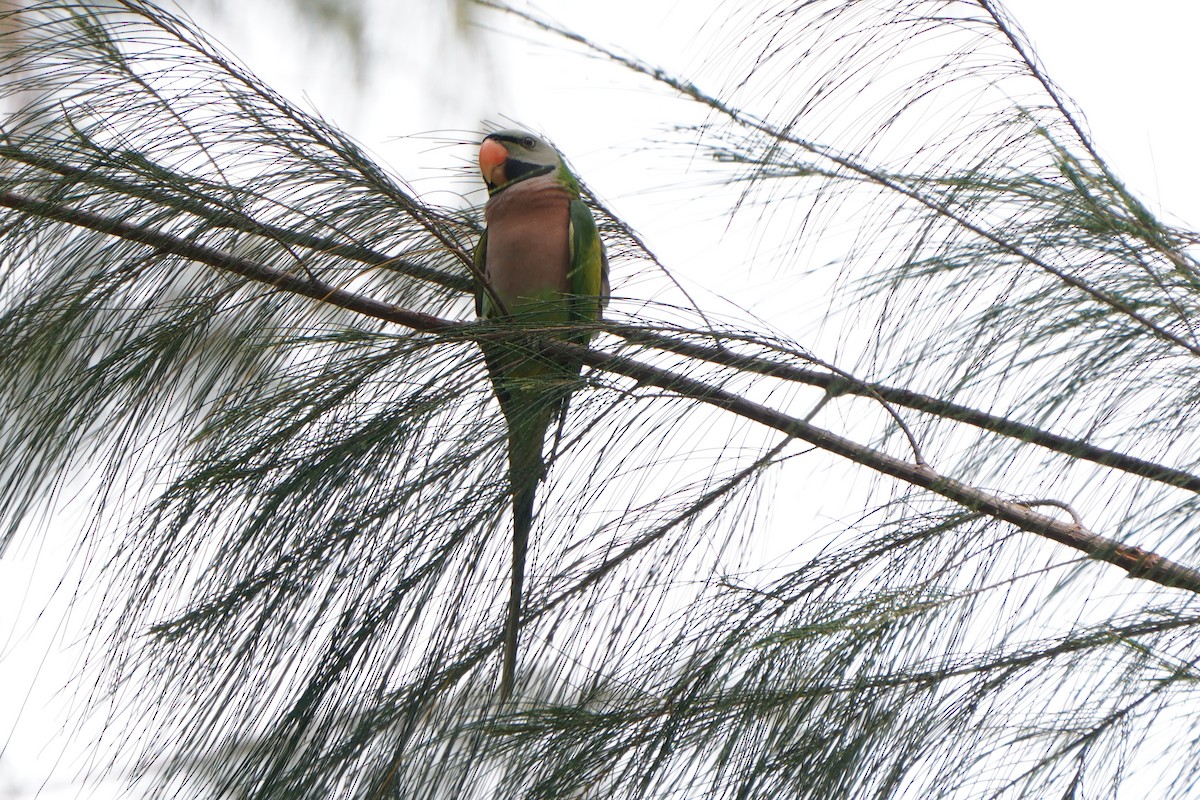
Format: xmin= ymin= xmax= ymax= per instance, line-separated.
xmin=479 ymin=129 xmax=568 ymax=195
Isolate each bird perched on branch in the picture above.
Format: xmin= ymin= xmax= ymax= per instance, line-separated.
xmin=473 ymin=129 xmax=609 ymax=701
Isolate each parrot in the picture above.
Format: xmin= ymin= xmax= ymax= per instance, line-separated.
xmin=473 ymin=129 xmax=609 ymax=701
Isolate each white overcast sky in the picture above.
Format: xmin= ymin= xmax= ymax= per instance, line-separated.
xmin=2 ymin=1 xmax=1198 ymax=797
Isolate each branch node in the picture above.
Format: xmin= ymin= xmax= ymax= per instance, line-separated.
xmin=1018 ymin=498 xmax=1086 ymax=529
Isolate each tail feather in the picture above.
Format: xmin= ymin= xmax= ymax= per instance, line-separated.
xmin=498 ymin=407 xmax=551 ymax=702
xmin=500 ymin=473 xmax=536 ymax=701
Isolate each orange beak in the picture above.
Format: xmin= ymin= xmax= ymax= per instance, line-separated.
xmin=479 ymin=137 xmax=508 ymax=187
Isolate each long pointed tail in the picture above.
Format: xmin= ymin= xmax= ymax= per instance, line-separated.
xmin=500 ymin=472 xmax=536 ymax=701
xmin=496 ymin=384 xmax=564 ymax=701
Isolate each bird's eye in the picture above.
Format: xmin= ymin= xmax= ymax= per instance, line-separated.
xmin=521 ymin=136 xmax=536 ymax=149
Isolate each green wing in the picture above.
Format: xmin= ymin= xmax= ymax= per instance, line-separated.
xmin=567 ymin=199 xmax=608 ymax=333
xmin=473 ymin=227 xmax=489 ymax=319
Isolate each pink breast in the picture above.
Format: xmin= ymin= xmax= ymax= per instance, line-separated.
xmin=484 ymin=178 xmax=572 ymax=307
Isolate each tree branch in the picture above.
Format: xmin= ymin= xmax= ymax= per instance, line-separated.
xmin=609 ymin=325 xmax=1200 ymax=494
xmin=3 ymin=188 xmax=1198 ymax=593
xmin=0 ymin=145 xmax=475 ymax=293
xmin=10 ymin=145 xmax=1197 ymax=495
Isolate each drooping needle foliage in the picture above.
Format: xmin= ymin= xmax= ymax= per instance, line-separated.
xmin=4 ymin=1 xmax=1200 ymax=798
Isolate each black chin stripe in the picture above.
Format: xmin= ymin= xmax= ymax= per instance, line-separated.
xmin=505 ymin=160 xmax=553 ymax=183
